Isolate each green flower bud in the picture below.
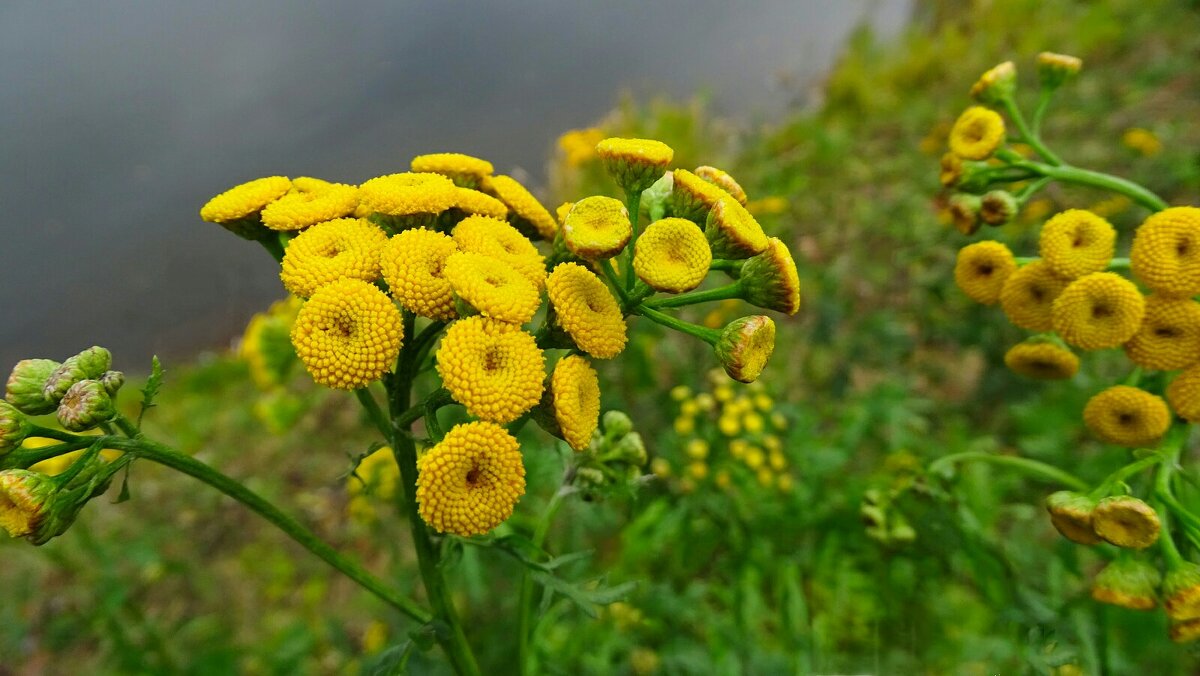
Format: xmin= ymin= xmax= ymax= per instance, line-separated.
xmin=954 ymin=160 xmax=996 ymax=194
xmin=100 ymin=370 xmax=126 ymax=396
xmin=0 ymin=469 xmax=56 ymax=538
xmin=43 ymin=346 xmax=113 ymax=404
xmin=574 ymin=466 xmax=607 ymax=489
xmin=1093 ymin=495 xmax=1161 ymax=549
xmin=56 ymin=380 xmax=116 ymax=432
xmin=5 ymin=359 xmax=61 ymax=415
xmin=595 ymin=138 xmax=674 ymax=194
xmin=1037 ymin=52 xmax=1082 ymax=90
xmin=641 ymin=171 xmax=674 ymax=222
xmin=611 ymin=432 xmax=647 ymax=467
xmin=739 ymin=238 xmax=800 ymax=315
xmin=1045 ymin=491 xmax=1101 ymax=545
xmin=1091 ymin=556 xmax=1160 ymax=610
xmin=602 ymin=410 xmax=634 ymax=440
xmin=1165 ymin=561 xmax=1200 ymax=622
xmin=0 ymin=402 xmax=33 ymax=456
xmin=714 ymin=316 xmax=776 ymax=384
xmin=970 ymin=61 xmax=1017 ymax=105
xmin=979 ymin=190 xmax=1019 ymax=227
xmin=948 ymin=193 xmax=982 ymax=236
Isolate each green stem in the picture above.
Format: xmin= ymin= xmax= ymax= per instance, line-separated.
xmin=635 ymin=305 xmax=721 ymax=345
xmin=642 ymin=282 xmax=744 ymax=310
xmin=517 ymin=487 xmax=569 ymax=675
xmin=1000 ymin=95 xmax=1063 ymax=166
xmin=0 ymin=438 xmax=94 ymax=469
xmin=257 ymin=235 xmax=286 ymax=263
xmin=1088 ymin=451 xmax=1163 ymax=499
xmin=1014 ymin=176 xmax=1053 ymax=202
xmin=1012 ymin=160 xmax=1168 ymax=212
xmin=623 ymin=189 xmax=643 ymax=289
xmin=1159 ymin=503 xmax=1185 ymax=569
xmin=709 ymin=259 xmax=745 ymax=273
xmin=104 ymin=436 xmax=432 ymax=624
xmin=1031 ymin=87 xmax=1054 ymax=137
xmin=601 ymin=259 xmax=630 ymax=305
xmin=928 ymin=451 xmax=1088 ymax=491
xmin=27 ymin=425 xmax=78 ymax=443
xmin=355 ymin=388 xmax=391 ymax=439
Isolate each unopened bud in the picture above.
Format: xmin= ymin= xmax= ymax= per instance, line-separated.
xmin=0 ymin=402 xmax=33 ymax=456
xmin=641 ymin=172 xmax=674 ymax=222
xmin=56 ymin=380 xmax=116 ymax=432
xmin=947 ymin=193 xmax=982 ymax=236
xmin=1093 ymin=495 xmax=1161 ymax=549
xmin=1165 ymin=561 xmax=1200 ymax=621
xmin=5 ymin=359 xmax=60 ymax=415
xmin=43 ymin=347 xmax=112 ymax=404
xmin=1045 ymin=491 xmax=1101 ymax=545
xmin=611 ymin=432 xmax=647 ymax=467
xmin=715 ymin=316 xmax=777 ymax=384
xmin=970 ymin=61 xmax=1017 ymax=105
xmin=1091 ymin=556 xmax=1160 ymax=610
xmin=739 ymin=238 xmax=800 ymax=315
xmin=694 ymin=166 xmax=748 ymax=206
xmin=602 ymin=410 xmax=634 ymax=440
xmin=100 ymin=370 xmax=126 ymax=396
xmin=575 ymin=466 xmax=606 ymax=489
xmin=0 ymin=469 xmax=55 ymax=538
xmin=980 ymin=190 xmax=1019 ymax=227
xmin=595 ymin=138 xmax=674 ymax=195
xmin=1037 ymin=52 xmax=1082 ymax=90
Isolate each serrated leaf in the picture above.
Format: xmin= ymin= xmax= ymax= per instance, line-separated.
xmin=363 ymin=640 xmax=414 ymax=676
xmin=137 ymin=356 xmax=165 ymax=428
xmin=530 ymin=572 xmax=636 ymax=618
xmin=114 ymin=464 xmax=133 ymax=503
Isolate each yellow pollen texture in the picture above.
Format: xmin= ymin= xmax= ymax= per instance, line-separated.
xmin=290 ymin=279 xmax=403 ymax=390
xmin=435 ymin=316 xmax=545 ymax=423
xmin=416 ymin=421 xmax=525 ymax=536
xmin=279 ymin=218 xmax=388 ymax=298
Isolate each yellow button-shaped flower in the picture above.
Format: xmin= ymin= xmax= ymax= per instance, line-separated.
xmin=436 ymin=316 xmax=545 ymax=423
xmin=999 ymin=260 xmax=1068 ymax=331
xmin=954 ymin=241 xmax=1016 ymax=306
xmin=280 ymin=218 xmax=388 ymax=298
xmin=634 ymin=218 xmax=711 ymax=293
xmin=1039 ymin=209 xmax=1116 ymax=279
xmin=1131 ymin=207 xmax=1200 ymax=297
xmin=1082 ymin=385 xmax=1170 ymax=447
xmin=416 ymin=421 xmax=525 ymax=536
xmin=290 ymin=278 xmax=403 ymax=390
xmin=562 ymin=196 xmax=632 ymax=260
xmin=443 ymin=251 xmax=540 ymax=325
xmin=380 ymin=228 xmax=459 ymax=321
xmin=546 ymin=263 xmax=627 ymax=359
xmin=1052 ymin=272 xmax=1145 ymax=350
xmin=949 ymin=106 xmax=1005 ymax=160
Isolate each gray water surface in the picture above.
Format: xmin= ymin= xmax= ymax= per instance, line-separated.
xmin=0 ymin=1 xmax=909 ymax=369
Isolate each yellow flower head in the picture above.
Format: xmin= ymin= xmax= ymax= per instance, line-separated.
xmin=546 ymin=263 xmax=627 ymax=359
xmin=547 ymin=355 xmax=600 ymax=451
xmin=954 ymin=241 xmax=1016 ymax=306
xmin=1045 ymin=491 xmax=1101 ymax=545
xmin=291 ymin=176 xmax=332 ymax=192
xmin=1124 ymin=295 xmax=1200 ymax=371
xmin=1164 ymin=563 xmax=1200 ymax=622
xmin=969 ymin=61 xmax=1016 ymax=104
xmin=705 ymin=196 xmax=769 ymax=259
xmin=416 ymin=421 xmax=525 ymax=536
xmin=1167 ymin=363 xmax=1200 ymax=422
xmin=939 ymin=153 xmax=963 ymax=188
xmin=595 ymin=137 xmax=674 ymax=193
xmin=1131 ymin=207 xmax=1200 ymax=297
xmin=410 ymin=153 xmax=494 ymax=188
xmin=1093 ymin=496 xmax=1161 ymax=549
xmin=1092 ymin=557 xmax=1161 ymax=610
xmin=358 ymin=172 xmax=457 ymax=219
xmin=485 ymin=175 xmax=557 ymax=240
xmin=444 ymin=252 xmax=540 ymax=325
xmin=695 ymin=166 xmax=748 ymax=205
xmin=555 ymin=202 xmax=573 ymax=227
xmin=1082 ymin=385 xmax=1170 ymax=447
xmin=670 ymin=168 xmax=731 ymax=223
xmin=1122 ymin=128 xmax=1162 ymax=157
xmin=1037 ymin=52 xmax=1083 ymax=88
xmin=279 ymin=218 xmax=388 ymax=298
xmin=562 ymin=196 xmax=632 ymax=260
xmin=634 ymin=217 xmax=711 ymax=293
xmin=261 ymin=182 xmax=359 ymax=231
xmin=1171 ymin=619 xmax=1200 ymax=644
xmin=379 ymin=228 xmax=459 ymax=321
xmin=740 ymin=238 xmax=801 ymax=315
xmin=558 ymin=127 xmax=605 ymax=167
xmin=436 ymin=316 xmax=544 ymax=423
xmin=452 ymin=215 xmax=547 ymax=290
xmin=0 ymin=469 xmax=55 ymax=538
xmin=1039 ymin=210 xmax=1116 ymax=279
xmin=200 ymin=176 xmax=291 ymax=224
xmin=1003 ymin=337 xmax=1079 ymax=380
xmin=999 ymin=260 xmax=1069 ymax=331
xmin=449 ymin=188 xmax=509 ymax=219
xmin=714 ymin=316 xmax=776 ymax=383
xmin=291 ymin=279 xmax=403 ymax=390
xmin=949 ymin=106 xmax=1006 ymax=161
xmin=947 ymin=194 xmax=982 ymax=236
xmin=1052 ymin=272 xmax=1146 ymax=350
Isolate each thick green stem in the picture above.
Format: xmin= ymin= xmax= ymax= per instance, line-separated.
xmin=1001 ymin=95 xmax=1063 ymax=166
xmin=635 ymin=305 xmax=721 ymax=345
xmin=1089 ymin=451 xmax=1163 ymax=499
xmin=928 ymin=451 xmax=1088 ymax=491
xmin=0 ymin=438 xmax=95 ymax=469
xmin=1011 ymin=160 xmax=1169 ymax=212
xmin=104 ymin=436 xmax=432 ymax=623
xmin=709 ymin=259 xmax=745 ymax=273
xmin=642 ymin=282 xmax=744 ymax=310
xmin=1031 ymin=87 xmax=1054 ymax=137
xmin=355 ymin=388 xmax=391 ymax=439
xmin=27 ymin=425 xmax=78 ymax=443
xmin=601 ymin=259 xmax=631 ymax=305
xmin=623 ymin=189 xmax=642 ymax=289
xmin=517 ymin=487 xmax=569 ymax=675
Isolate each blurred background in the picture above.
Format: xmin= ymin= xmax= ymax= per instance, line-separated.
xmin=5 ymin=0 xmax=1200 ymax=674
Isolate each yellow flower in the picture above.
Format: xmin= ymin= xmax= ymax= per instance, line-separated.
xmin=954 ymin=241 xmax=1016 ymax=306
xmin=200 ymin=176 xmax=291 ymax=224
xmin=1131 ymin=207 xmax=1200 ymax=297
xmin=999 ymin=260 xmax=1069 ymax=331
xmin=1092 ymin=557 xmax=1160 ymax=610
xmin=670 ymin=168 xmax=731 ymax=222
xmin=485 ymin=175 xmax=557 ymax=240
xmin=754 ymin=394 xmax=773 ymax=411
xmin=452 ymin=215 xmax=547 ymax=290
xmin=673 ymin=416 xmax=694 ymax=435
xmin=1093 ymin=496 xmax=1161 ymax=549
xmin=939 ymin=153 xmax=963 ymax=188
xmin=685 ymin=439 xmax=709 ymax=460
xmin=358 ymin=172 xmax=457 ymax=219
xmin=1124 ymin=295 xmax=1200 ymax=371
xmin=715 ymin=316 xmax=776 ymax=383
xmin=695 ymin=166 xmax=748 ymax=205
xmin=1122 ymin=128 xmax=1162 ymax=157
xmin=718 ymin=415 xmax=741 ymax=437
xmin=763 ymin=435 xmax=782 ymax=452
xmin=279 ymin=218 xmax=388 ymax=298
xmin=1052 ymin=272 xmax=1146 ymax=350
xmin=949 ymin=107 xmax=1005 ymax=160
xmin=595 ymin=137 xmax=674 ymax=193
xmin=290 ymin=279 xmax=403 ymax=390
xmin=410 ymin=153 xmax=494 ymax=187
xmin=1003 ymin=338 xmax=1079 ymax=380
xmin=547 ymin=355 xmax=600 ymax=451
xmin=650 ymin=457 xmax=672 ymax=478
xmin=436 ymin=316 xmax=544 ymax=423
xmin=740 ymin=238 xmax=801 ymax=315
xmin=1167 ymin=363 xmax=1200 ymax=422
xmin=756 ymin=469 xmax=774 ymax=488
xmin=1037 ymin=52 xmax=1083 ymax=87
xmin=969 ymin=61 xmax=1016 ymax=104
xmin=1171 ymin=619 xmax=1200 ymax=643
xmin=744 ymin=413 xmax=765 ymax=435
xmin=633 ymin=218 xmax=711 ymax=292
xmin=768 ymin=450 xmax=786 ymax=471
xmin=1045 ymin=491 xmax=1101 ymax=545
xmin=670 ymin=385 xmax=691 ymax=401
xmin=291 ymin=176 xmax=332 ymax=192
xmin=1039 ymin=210 xmax=1116 ymax=279
xmin=706 ymin=196 xmax=769 ymax=260
xmin=546 ymin=263 xmax=628 ymax=359
xmin=746 ymin=196 xmax=788 ymax=217
xmin=444 ymin=252 xmax=540 ymax=324
xmin=380 ymin=228 xmax=459 ymax=321
xmin=557 ymin=128 xmax=605 ymax=167
xmin=777 ymin=474 xmax=794 ymax=493
xmin=729 ymin=439 xmax=749 ymax=460
xmin=449 ymin=188 xmax=509 ymax=219
xmin=562 ymin=196 xmax=632 ymax=260
xmin=1082 ymin=386 xmax=1170 ymax=447
xmin=261 ymin=182 xmax=359 ymax=231
xmin=1164 ymin=563 xmax=1200 ymax=622
xmin=687 ymin=461 xmax=708 ymax=480
xmin=416 ymin=421 xmax=525 ymax=536
xmin=555 ymin=202 xmax=573 ymax=227
xmin=744 ymin=446 xmax=765 ymax=470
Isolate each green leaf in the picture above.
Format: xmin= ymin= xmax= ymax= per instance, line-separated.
xmin=530 ymin=572 xmax=636 ymax=619
xmin=113 ymin=464 xmax=133 ymax=504
xmin=137 ymin=355 xmax=165 ymax=428
xmin=363 ymin=640 xmax=414 ymax=676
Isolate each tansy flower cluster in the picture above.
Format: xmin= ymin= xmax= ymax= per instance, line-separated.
xmin=199 ymin=140 xmax=798 ymax=538
xmin=936 ymin=55 xmax=1200 ymax=642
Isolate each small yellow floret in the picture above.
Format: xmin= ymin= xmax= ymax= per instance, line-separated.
xmin=436 ymin=317 xmax=545 ymax=423
xmin=1168 ymin=364 xmax=1200 ymax=422
xmin=1052 ymin=272 xmax=1145 ymax=350
xmin=379 ymin=228 xmax=459 ymax=321
xmin=562 ymin=196 xmax=632 ymax=260
xmin=1039 ymin=210 xmax=1116 ymax=279
xmin=416 ymin=421 xmax=525 ymax=536
xmin=671 ymin=168 xmax=731 ymax=222
xmin=410 ymin=153 xmax=494 ymax=186
xmin=449 ymin=188 xmax=509 ymax=219
xmin=359 ymin=172 xmax=457 ymax=217
xmin=954 ymin=241 xmax=1016 ymax=305
xmin=695 ymin=166 xmax=748 ymax=205
xmin=999 ymin=261 xmax=1069 ymax=331
xmin=1083 ymin=386 xmax=1171 ymax=447
xmin=634 ymin=218 xmax=711 ymax=293
xmin=262 ymin=182 xmax=359 ymax=231
xmin=949 ymin=107 xmax=1005 ymax=160
xmin=595 ymin=138 xmax=674 ymax=193
xmin=290 ymin=279 xmax=403 ymax=390
xmin=549 ymin=355 xmax=601 ymax=451
xmin=1124 ymin=295 xmax=1200 ymax=371
xmin=279 ymin=218 xmax=388 ymax=298
xmin=200 ymin=176 xmax=291 ymax=223
xmin=706 ymin=196 xmax=769 ymax=259
xmin=486 ymin=175 xmax=557 ymax=240
xmin=444 ymin=251 xmax=540 ymax=325
xmin=546 ymin=263 xmax=628 ymax=359
xmin=1131 ymin=207 xmax=1200 ymax=297
xmin=452 ymin=215 xmax=546 ymax=290
xmin=1004 ymin=339 xmax=1079 ymax=380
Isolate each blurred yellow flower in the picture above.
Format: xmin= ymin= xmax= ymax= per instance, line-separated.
xmin=557 ymin=127 xmax=605 ymax=168
xmin=1122 ymin=128 xmax=1162 ymax=156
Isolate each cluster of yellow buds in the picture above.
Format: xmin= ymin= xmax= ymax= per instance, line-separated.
xmin=938 ymin=55 xmax=1200 ymax=642
xmin=652 ymin=370 xmax=793 ymax=495
xmin=200 ymin=138 xmax=798 ymax=538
